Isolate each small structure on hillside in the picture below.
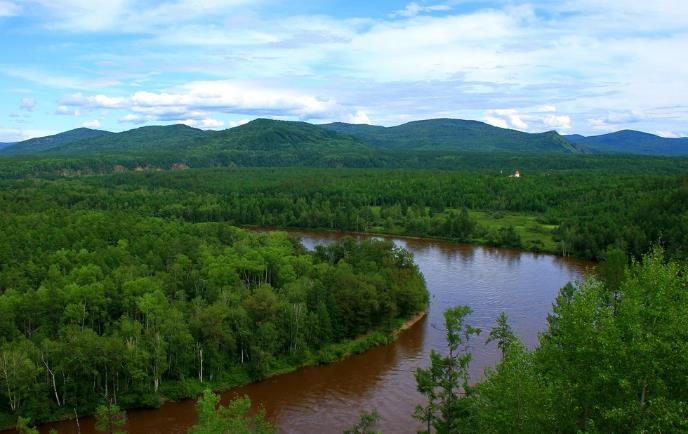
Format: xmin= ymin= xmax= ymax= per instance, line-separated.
xmin=509 ymin=169 xmax=521 ymax=178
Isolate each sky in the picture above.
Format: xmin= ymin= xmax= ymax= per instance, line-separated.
xmin=0 ymin=0 xmax=687 ymax=141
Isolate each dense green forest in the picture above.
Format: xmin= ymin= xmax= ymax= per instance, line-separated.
xmin=0 ymin=208 xmax=428 ymax=428
xmin=1 ymin=167 xmax=685 ymax=260
xmin=1 ymin=122 xmax=687 ymax=432
xmin=412 ymin=249 xmax=688 ymax=433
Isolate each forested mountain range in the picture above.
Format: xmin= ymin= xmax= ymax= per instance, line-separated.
xmin=2 ymin=118 xmax=687 ymax=158
xmin=0 ymin=127 xmax=113 ymax=155
xmin=321 ymin=118 xmax=584 ymax=154
xmin=565 ymin=130 xmax=688 ymax=155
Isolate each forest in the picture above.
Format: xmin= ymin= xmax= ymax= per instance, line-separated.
xmin=409 ymin=248 xmax=688 ymax=434
xmin=1 ymin=151 xmax=687 ymax=432
xmin=0 ymin=207 xmax=428 ymax=428
xmin=1 ymin=167 xmax=686 ymax=260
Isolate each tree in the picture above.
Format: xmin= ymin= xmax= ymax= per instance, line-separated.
xmin=189 ymin=389 xmax=276 ymax=434
xmin=414 ymin=305 xmax=480 ymax=433
xmin=344 ymin=409 xmax=381 ymax=434
xmin=485 ymin=312 xmax=515 ymax=359
xmin=95 ymin=399 xmax=127 ymax=434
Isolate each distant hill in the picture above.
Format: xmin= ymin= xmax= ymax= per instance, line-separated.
xmin=200 ymin=119 xmax=370 ymax=153
xmin=0 ymin=119 xmax=371 ymax=158
xmin=46 ymin=124 xmax=208 ymax=155
xmin=0 ymin=142 xmax=14 ymax=150
xmin=321 ymin=118 xmax=584 ymax=154
xmin=1 ymin=128 xmax=113 ymax=155
xmin=565 ymin=130 xmax=688 ymax=156
xmin=5 ymin=119 xmax=687 ymax=160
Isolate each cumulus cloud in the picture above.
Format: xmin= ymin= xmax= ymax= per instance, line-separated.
xmin=5 ymin=0 xmax=688 ymax=134
xmin=347 ymin=110 xmax=371 ymax=124
xmin=62 ymin=80 xmax=340 ymax=123
xmin=483 ymin=106 xmax=572 ymax=132
xmin=485 ymin=109 xmax=529 ymax=130
xmin=20 ymin=97 xmax=36 ymax=111
xmin=55 ymin=105 xmax=79 ymax=116
xmin=82 ymin=119 xmax=101 ymax=129
xmin=178 ymin=118 xmax=225 ymax=129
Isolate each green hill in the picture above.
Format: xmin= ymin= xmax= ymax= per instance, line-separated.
xmin=565 ymin=130 xmax=688 ymax=156
xmin=44 ymin=124 xmax=208 ymax=155
xmin=0 ymin=142 xmax=14 ymax=150
xmin=1 ymin=128 xmax=113 ymax=155
xmin=1 ymin=119 xmax=371 ymax=158
xmin=198 ymin=118 xmax=370 ymax=153
xmin=321 ymin=118 xmax=584 ymax=154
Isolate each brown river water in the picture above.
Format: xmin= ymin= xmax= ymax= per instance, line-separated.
xmin=27 ymin=231 xmax=592 ymax=434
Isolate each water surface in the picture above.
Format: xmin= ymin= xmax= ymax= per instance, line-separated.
xmin=34 ymin=232 xmax=591 ymax=434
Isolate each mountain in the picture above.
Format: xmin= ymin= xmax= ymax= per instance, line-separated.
xmin=321 ymin=118 xmax=584 ymax=154
xmin=0 ymin=119 xmax=370 ymax=157
xmin=0 ymin=142 xmax=14 ymax=150
xmin=1 ymin=128 xmax=113 ymax=155
xmin=45 ymin=124 xmax=209 ymax=155
xmin=565 ymin=130 xmax=688 ymax=156
xmin=200 ymin=119 xmax=370 ymax=153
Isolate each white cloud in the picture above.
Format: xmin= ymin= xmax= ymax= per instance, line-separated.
xmin=26 ymin=0 xmax=263 ymax=33
xmin=20 ymin=97 xmax=36 ymax=111
xmin=55 ymin=105 xmax=79 ymax=116
xmin=483 ymin=115 xmax=509 ymax=129
xmin=655 ymin=130 xmax=687 ymax=138
xmin=178 ymin=118 xmax=225 ymax=129
xmin=118 ymin=113 xmax=146 ymax=124
xmin=0 ymin=127 xmax=55 ymax=142
xmin=0 ymin=1 xmax=19 ymax=17
xmin=543 ymin=114 xmax=572 ymax=130
xmin=62 ymin=80 xmax=340 ymax=122
xmin=393 ymin=2 xmax=451 ymax=18
xmin=484 ymin=106 xmax=572 ymax=132
xmin=486 ymin=109 xmax=529 ymax=130
xmin=82 ymin=119 xmax=101 ymax=129
xmin=347 ymin=110 xmax=371 ymax=124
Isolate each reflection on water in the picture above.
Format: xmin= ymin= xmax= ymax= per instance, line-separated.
xmin=34 ymin=231 xmax=591 ymax=434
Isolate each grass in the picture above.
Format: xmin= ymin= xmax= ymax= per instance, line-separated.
xmin=470 ymin=210 xmax=557 ymax=252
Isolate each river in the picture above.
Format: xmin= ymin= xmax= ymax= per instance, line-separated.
xmin=34 ymin=231 xmax=591 ymax=434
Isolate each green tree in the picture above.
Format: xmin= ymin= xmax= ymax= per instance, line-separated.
xmin=485 ymin=312 xmax=515 ymax=359
xmin=414 ymin=305 xmax=480 ymax=434
xmin=95 ymin=399 xmax=127 ymax=434
xmin=189 ymin=390 xmax=276 ymax=434
xmin=344 ymin=409 xmax=381 ymax=434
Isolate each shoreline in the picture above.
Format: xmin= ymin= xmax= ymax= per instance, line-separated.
xmin=248 ymin=225 xmax=583 ymax=260
xmin=0 ymin=310 xmax=428 ymax=433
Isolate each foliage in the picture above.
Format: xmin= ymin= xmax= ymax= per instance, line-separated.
xmin=95 ymin=401 xmax=127 ymax=434
xmin=414 ymin=306 xmax=480 ymax=433
xmin=189 ymin=390 xmax=276 ymax=434
xmin=0 ymin=209 xmax=427 ymax=426
xmin=344 ymin=409 xmax=381 ymax=434
xmin=427 ymin=249 xmax=688 ymax=433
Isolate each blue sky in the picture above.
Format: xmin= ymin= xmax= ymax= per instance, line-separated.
xmin=1 ymin=0 xmax=687 ymax=141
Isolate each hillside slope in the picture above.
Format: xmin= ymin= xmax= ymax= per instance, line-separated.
xmin=46 ymin=124 xmax=208 ymax=155
xmin=566 ymin=130 xmax=688 ymax=156
xmin=1 ymin=128 xmax=113 ymax=155
xmin=321 ymin=118 xmax=583 ymax=154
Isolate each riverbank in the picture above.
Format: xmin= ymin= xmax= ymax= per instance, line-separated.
xmin=249 ymin=224 xmax=567 ymax=258
xmin=0 ymin=310 xmax=428 ymax=433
